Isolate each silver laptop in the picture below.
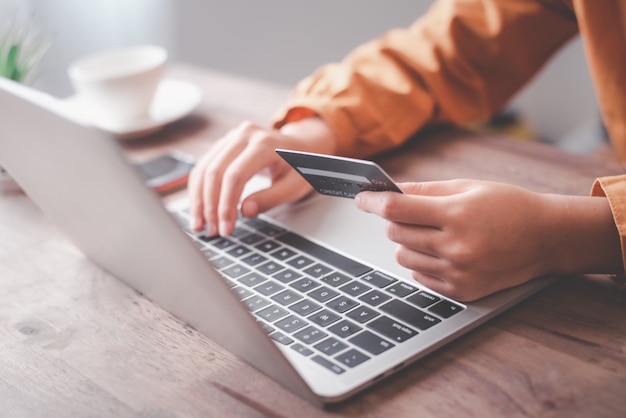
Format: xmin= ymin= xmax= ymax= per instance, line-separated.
xmin=0 ymin=77 xmax=554 ymax=406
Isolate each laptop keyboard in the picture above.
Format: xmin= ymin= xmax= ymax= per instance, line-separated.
xmin=172 ymin=209 xmax=464 ymax=375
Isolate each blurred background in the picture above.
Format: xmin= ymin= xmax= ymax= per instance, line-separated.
xmin=0 ymin=0 xmax=606 ymax=154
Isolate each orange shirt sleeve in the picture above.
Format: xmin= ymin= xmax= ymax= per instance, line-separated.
xmin=592 ymin=175 xmax=626 ymax=273
xmin=273 ymin=0 xmax=578 ymax=158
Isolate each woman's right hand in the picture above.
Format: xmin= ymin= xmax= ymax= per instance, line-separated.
xmin=187 ymin=116 xmax=338 ymax=237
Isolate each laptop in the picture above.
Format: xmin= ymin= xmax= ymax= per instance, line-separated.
xmin=0 ymin=77 xmax=555 ymax=407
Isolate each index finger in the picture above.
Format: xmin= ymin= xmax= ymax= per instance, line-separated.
xmin=354 ymin=190 xmax=446 ymax=228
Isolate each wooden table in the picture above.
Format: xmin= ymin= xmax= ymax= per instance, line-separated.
xmin=1 ymin=63 xmax=625 ymax=417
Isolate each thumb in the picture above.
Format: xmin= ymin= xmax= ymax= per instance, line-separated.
xmin=240 ymin=174 xmax=313 ymax=217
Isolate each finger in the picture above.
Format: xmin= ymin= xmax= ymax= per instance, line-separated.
xmin=397 ymin=180 xmax=473 ymax=196
xmin=355 ymin=190 xmax=446 ymax=227
xmin=188 ymin=150 xmax=223 ymax=233
xmin=217 ymin=141 xmax=286 ymax=235
xmin=200 ymin=136 xmax=250 ymax=236
xmin=394 ymin=244 xmax=445 ymax=277
xmin=187 ymin=128 xmax=245 ymax=232
xmin=408 ymin=270 xmax=456 ymax=298
xmin=240 ymin=170 xmax=314 ymax=218
xmin=385 ymin=221 xmax=441 ymax=257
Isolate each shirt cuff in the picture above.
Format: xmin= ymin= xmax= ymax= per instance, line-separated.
xmin=591 ymin=175 xmax=626 ymax=273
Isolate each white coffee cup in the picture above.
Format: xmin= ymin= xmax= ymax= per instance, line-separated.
xmin=68 ymin=45 xmax=167 ymax=128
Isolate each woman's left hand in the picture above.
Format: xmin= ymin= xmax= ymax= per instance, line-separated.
xmin=355 ymin=179 xmax=620 ymax=301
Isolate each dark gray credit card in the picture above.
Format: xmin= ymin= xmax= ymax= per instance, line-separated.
xmin=276 ymin=149 xmax=403 ymax=199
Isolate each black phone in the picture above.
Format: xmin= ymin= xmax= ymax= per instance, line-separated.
xmin=135 ymin=152 xmax=195 ymax=194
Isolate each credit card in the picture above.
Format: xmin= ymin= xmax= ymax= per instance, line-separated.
xmin=276 ymin=149 xmax=403 ymax=199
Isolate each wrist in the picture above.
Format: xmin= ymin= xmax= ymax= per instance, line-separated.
xmin=278 ymin=116 xmax=339 ymax=155
xmin=543 ymin=194 xmax=623 ymax=276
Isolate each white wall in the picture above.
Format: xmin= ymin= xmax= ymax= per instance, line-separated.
xmin=2 ymin=0 xmax=601 ymax=149
xmin=1 ymin=0 xmax=175 ymax=97
xmin=173 ymin=0 xmax=426 ymax=85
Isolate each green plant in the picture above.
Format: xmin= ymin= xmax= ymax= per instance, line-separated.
xmin=0 ymin=15 xmax=50 ymax=84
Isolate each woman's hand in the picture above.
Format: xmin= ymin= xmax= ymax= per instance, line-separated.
xmin=355 ymin=180 xmax=621 ymax=301
xmin=188 ymin=117 xmax=337 ymax=236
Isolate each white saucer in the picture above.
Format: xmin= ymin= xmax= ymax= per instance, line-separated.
xmin=63 ymin=78 xmax=203 ymax=140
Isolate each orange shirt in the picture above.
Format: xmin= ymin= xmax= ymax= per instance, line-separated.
xmin=273 ymin=0 xmax=626 ymax=272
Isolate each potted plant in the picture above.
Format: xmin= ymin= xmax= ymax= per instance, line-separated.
xmin=0 ymin=14 xmax=50 ymax=192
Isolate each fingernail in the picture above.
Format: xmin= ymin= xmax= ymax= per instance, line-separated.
xmin=219 ymin=221 xmax=231 ymax=236
xmin=241 ymin=199 xmax=259 ymax=218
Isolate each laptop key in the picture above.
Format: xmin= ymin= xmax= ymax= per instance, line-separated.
xmin=294 ymin=326 xmax=327 ymax=345
xmin=210 ymin=256 xmax=233 ymax=269
xmin=311 ymin=355 xmax=345 ymax=374
xmin=308 ymin=286 xmax=339 ymax=303
xmin=360 ymin=271 xmax=397 ymax=288
xmin=238 ymin=272 xmax=267 ymax=287
xmin=308 ymin=309 xmax=341 ymax=327
xmin=358 ymin=290 xmax=392 ymax=307
xmin=270 ymin=331 xmax=293 ymax=345
xmin=272 ymin=269 xmax=302 ymax=284
xmin=210 ymin=237 xmax=236 ymax=250
xmin=230 ymin=226 xmax=250 ymax=238
xmin=380 ymin=299 xmax=442 ymax=330
xmin=327 ymin=296 xmax=359 ymax=313
xmin=321 ymin=272 xmax=352 ymax=287
xmin=328 ymin=320 xmax=362 ymax=338
xmin=227 ymin=245 xmax=251 ymax=258
xmin=304 ymin=263 xmax=332 ymax=278
xmin=257 ymin=223 xmax=285 ymax=237
xmin=346 ymin=305 xmax=380 ymax=324
xmin=290 ymin=277 xmax=320 ymax=292
xmin=258 ymin=322 xmax=274 ymax=334
xmin=197 ymin=234 xmax=217 ymax=243
xmin=367 ymin=316 xmax=418 ymax=342
xmin=407 ymin=290 xmax=441 ymax=308
xmin=335 ymin=349 xmax=370 ymax=368
xmin=241 ymin=253 xmax=267 ymax=267
xmin=200 ymin=247 xmax=218 ymax=259
xmin=277 ymin=232 xmax=372 ymax=277
xmin=349 ymin=331 xmax=395 ymax=355
xmin=271 ymin=289 xmax=302 ymax=306
xmin=275 ymin=315 xmax=308 ymax=333
xmin=222 ymin=264 xmax=251 ymax=278
xmin=256 ymin=305 xmax=289 ymax=322
xmin=314 ymin=337 xmax=348 ymax=356
xmin=242 ymin=295 xmax=271 ymax=312
xmin=255 ymin=240 xmax=281 ymax=253
xmin=386 ymin=281 xmax=419 ymax=297
xmin=339 ymin=281 xmax=371 ymax=296
xmin=257 ymin=261 xmax=285 ymax=275
xmin=240 ymin=233 xmax=265 ymax=245
xmin=287 ymin=255 xmax=315 ymax=270
xmin=270 ymin=247 xmax=297 ymax=261
xmin=233 ymin=287 xmax=253 ymax=300
xmin=291 ymin=343 xmax=314 ymax=357
xmin=428 ymin=300 xmax=465 ymax=318
xmin=289 ymin=299 xmax=322 ymax=316
xmin=255 ymin=281 xmax=285 ymax=296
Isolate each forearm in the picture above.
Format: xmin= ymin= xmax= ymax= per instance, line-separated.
xmin=273 ymin=0 xmax=578 ymax=159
